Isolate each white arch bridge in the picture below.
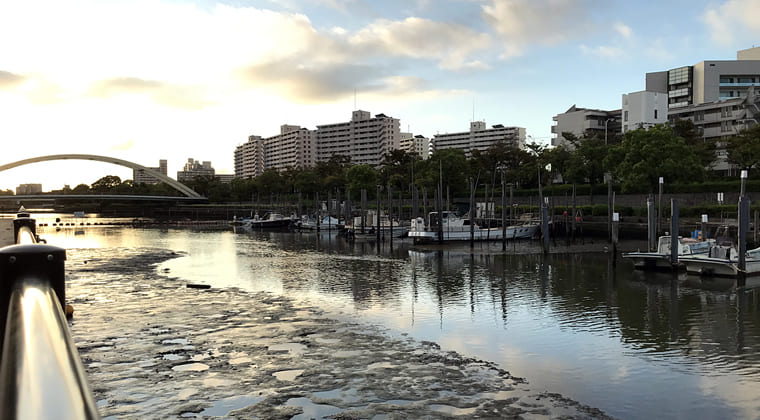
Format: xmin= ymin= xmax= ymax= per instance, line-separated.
xmin=0 ymin=154 xmax=204 ymax=200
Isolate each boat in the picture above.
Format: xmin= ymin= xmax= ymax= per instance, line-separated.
xmin=407 ymin=211 xmax=539 ymax=243
xmin=241 ymin=212 xmax=295 ymax=230
xmin=679 ymin=245 xmax=760 ymax=277
xmin=296 ymin=215 xmax=344 ymax=231
xmin=344 ymin=210 xmax=409 ymax=240
xmin=623 ymin=235 xmax=715 ymax=270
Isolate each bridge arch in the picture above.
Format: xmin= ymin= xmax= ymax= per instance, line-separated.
xmin=0 ymin=154 xmax=202 ymax=198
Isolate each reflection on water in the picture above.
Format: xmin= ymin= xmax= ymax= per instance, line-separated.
xmin=34 ymin=221 xmax=760 ymax=420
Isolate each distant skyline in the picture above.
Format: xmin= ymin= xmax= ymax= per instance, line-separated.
xmin=2 ymin=0 xmax=760 ymax=191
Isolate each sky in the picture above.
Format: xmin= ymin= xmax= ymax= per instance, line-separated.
xmin=2 ymin=0 xmax=760 ymax=192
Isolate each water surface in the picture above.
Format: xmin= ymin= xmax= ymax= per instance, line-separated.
xmin=36 ymin=220 xmax=760 ymax=419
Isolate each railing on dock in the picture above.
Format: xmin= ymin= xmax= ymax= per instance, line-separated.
xmin=0 ymin=213 xmax=99 ymax=419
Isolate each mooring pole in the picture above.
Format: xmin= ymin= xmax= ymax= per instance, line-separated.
xmin=701 ymin=214 xmax=708 ymax=242
xmin=542 ymin=203 xmax=550 ymax=255
xmin=670 ymin=199 xmax=679 ymax=268
xmin=739 ymin=195 xmax=750 ymax=277
xmin=647 ymin=194 xmax=656 ymax=252
xmin=376 ymin=185 xmax=381 ymax=244
xmin=501 ymin=173 xmax=507 ymax=251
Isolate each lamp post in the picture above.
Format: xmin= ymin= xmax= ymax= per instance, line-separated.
xmin=604 ymin=118 xmax=614 ymax=145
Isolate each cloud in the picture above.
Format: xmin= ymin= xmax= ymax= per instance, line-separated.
xmin=110 ymin=139 xmax=135 ymax=152
xmin=88 ymin=77 xmax=213 ymax=110
xmin=349 ymin=17 xmax=492 ymax=70
xmin=579 ymin=44 xmax=624 ymax=59
xmin=614 ymin=22 xmax=632 ymax=39
xmin=0 ymin=70 xmax=26 ymax=90
xmin=702 ymin=0 xmax=760 ymax=45
xmin=241 ymin=61 xmax=386 ymax=103
xmin=480 ymin=0 xmax=597 ymax=58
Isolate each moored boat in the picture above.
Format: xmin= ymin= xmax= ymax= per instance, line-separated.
xmin=679 ymin=245 xmax=760 ymax=277
xmin=408 ymin=211 xmax=539 ymax=243
xmin=623 ymin=235 xmax=715 ymax=270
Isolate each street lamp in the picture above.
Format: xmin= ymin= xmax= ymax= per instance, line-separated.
xmin=604 ymin=118 xmax=614 ymax=145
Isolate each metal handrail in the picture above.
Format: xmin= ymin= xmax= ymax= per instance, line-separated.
xmin=0 ymin=216 xmax=100 ymax=419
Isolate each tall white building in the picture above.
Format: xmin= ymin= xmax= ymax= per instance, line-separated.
xmin=316 ymin=110 xmax=400 ymax=166
xmin=399 ymin=133 xmax=431 ymax=160
xmin=235 ymin=111 xmax=401 ymax=178
xmin=433 ymin=121 xmax=526 ymax=157
xmin=621 ymin=91 xmax=668 ymax=133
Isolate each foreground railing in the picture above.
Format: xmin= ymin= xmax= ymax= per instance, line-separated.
xmin=0 ymin=214 xmax=99 ymax=419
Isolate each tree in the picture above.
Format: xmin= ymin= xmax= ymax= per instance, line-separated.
xmin=72 ymin=184 xmax=90 ymax=194
xmin=90 ymin=175 xmax=122 ymax=193
xmin=725 ymin=125 xmax=760 ymax=172
xmin=345 ymin=165 xmax=378 ymax=196
xmin=671 ymin=118 xmax=715 ymax=168
xmin=562 ymin=132 xmax=610 ymax=188
xmin=612 ymin=125 xmax=706 ymax=192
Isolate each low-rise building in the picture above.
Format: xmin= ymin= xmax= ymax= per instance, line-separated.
xmin=551 ymin=106 xmax=621 ymax=148
xmin=667 ymin=86 xmax=760 ymax=174
xmin=16 ymin=183 xmax=42 ymax=195
xmin=133 ymin=159 xmax=167 ymax=185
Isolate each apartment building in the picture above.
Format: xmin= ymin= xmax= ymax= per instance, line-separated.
xmin=316 ymin=110 xmax=400 ymax=166
xmin=235 ymin=135 xmax=265 ymax=179
xmin=399 ymin=132 xmax=431 ymax=160
xmin=133 ymin=159 xmax=167 ymax=185
xmin=551 ymin=106 xmax=622 ymax=148
xmin=177 ymin=158 xmax=215 ymax=182
xmin=667 ymin=86 xmax=760 ymax=174
xmin=433 ymin=121 xmax=526 ymax=157
xmin=646 ymin=47 xmax=760 ymax=108
xmin=234 ymin=125 xmax=316 ymax=178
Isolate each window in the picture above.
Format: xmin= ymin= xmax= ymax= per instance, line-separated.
xmin=654 ymin=109 xmax=658 ymax=119
xmin=624 ymin=110 xmax=628 ymax=122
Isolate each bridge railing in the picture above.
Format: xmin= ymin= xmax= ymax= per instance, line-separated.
xmin=0 ymin=214 xmax=99 ymax=419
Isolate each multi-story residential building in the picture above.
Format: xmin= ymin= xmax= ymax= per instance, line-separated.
xmin=621 ymin=91 xmax=668 ymax=133
xmin=133 ymin=159 xmax=167 ymax=185
xmin=433 ymin=121 xmax=526 ymax=157
xmin=177 ymin=158 xmax=215 ymax=182
xmin=316 ymin=110 xmax=400 ymax=166
xmin=234 ymin=125 xmax=316 ymax=178
xmin=646 ymin=47 xmax=760 ymax=108
xmin=667 ymin=86 xmax=760 ymax=174
xmin=215 ymin=174 xmax=235 ymax=184
xmin=16 ymin=184 xmax=42 ymax=195
xmin=235 ymin=111 xmax=401 ymax=178
xmin=551 ymin=106 xmax=622 ymax=148
xmin=235 ymin=135 xmax=265 ymax=179
xmin=399 ymin=132 xmax=431 ymax=160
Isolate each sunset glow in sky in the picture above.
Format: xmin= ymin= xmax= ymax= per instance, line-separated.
xmin=2 ymin=0 xmax=760 ymax=191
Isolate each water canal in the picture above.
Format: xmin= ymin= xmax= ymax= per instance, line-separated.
xmin=35 ymin=218 xmax=760 ymax=419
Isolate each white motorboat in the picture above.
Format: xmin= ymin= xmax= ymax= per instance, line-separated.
xmin=407 ymin=211 xmax=539 ymax=243
xmin=679 ymin=245 xmax=760 ymax=277
xmin=623 ymin=235 xmax=715 ymax=270
xmin=297 ymin=215 xmax=344 ymax=231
